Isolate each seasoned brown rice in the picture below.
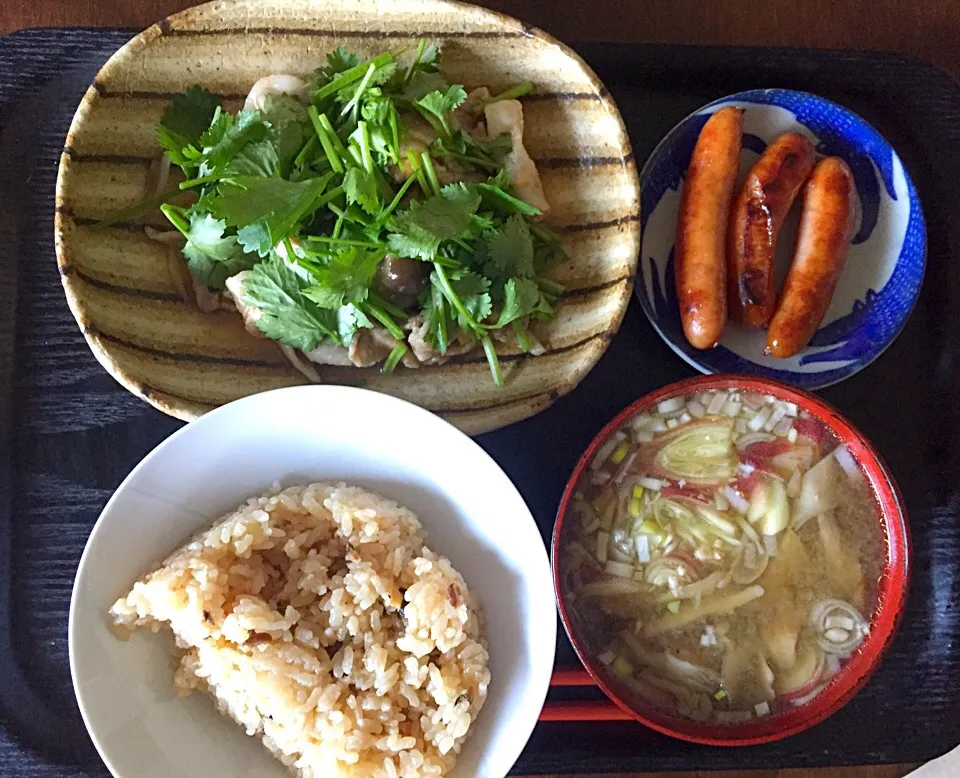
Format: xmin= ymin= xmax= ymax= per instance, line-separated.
xmin=109 ymin=483 xmax=490 ymax=777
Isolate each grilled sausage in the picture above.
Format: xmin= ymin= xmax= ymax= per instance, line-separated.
xmin=765 ymin=157 xmax=861 ymax=359
xmin=675 ymin=106 xmax=743 ymax=349
xmin=727 ymin=132 xmax=817 ymax=327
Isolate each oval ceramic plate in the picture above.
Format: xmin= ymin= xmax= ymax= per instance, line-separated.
xmin=638 ymin=89 xmax=926 ymax=389
xmin=69 ymin=385 xmax=556 ymax=778
xmin=54 ymin=0 xmax=640 ymax=435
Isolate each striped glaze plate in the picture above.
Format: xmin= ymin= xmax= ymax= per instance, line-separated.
xmin=54 ymin=0 xmax=640 ymax=435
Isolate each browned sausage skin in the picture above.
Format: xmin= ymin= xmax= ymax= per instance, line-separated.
xmin=765 ymin=156 xmax=861 ymax=359
xmin=674 ymin=106 xmax=743 ymax=349
xmin=727 ymin=132 xmax=817 ymax=327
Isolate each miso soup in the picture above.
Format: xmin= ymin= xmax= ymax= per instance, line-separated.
xmin=559 ymin=389 xmax=886 ymax=723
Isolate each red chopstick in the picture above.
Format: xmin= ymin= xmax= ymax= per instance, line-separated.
xmin=540 ymin=668 xmax=632 ymax=721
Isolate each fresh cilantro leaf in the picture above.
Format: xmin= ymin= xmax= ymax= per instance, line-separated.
xmin=302 ymin=246 xmax=382 ymax=309
xmin=483 ymin=215 xmax=535 ymax=279
xmin=241 ymin=256 xmax=338 ymax=350
xmin=156 ymin=87 xmax=220 ymax=166
xmin=325 ymin=48 xmax=361 ymax=78
xmin=196 ymin=109 xmax=269 ymax=177
xmin=336 ymin=303 xmax=373 ymax=345
xmin=223 ymin=139 xmax=279 ymax=178
xmin=260 ymin=94 xmax=308 ymax=170
xmin=387 ymin=229 xmax=440 ymax=262
xmin=207 ymin=175 xmax=330 ymax=253
xmin=360 ymin=90 xmax=392 ymax=125
xmin=179 ymin=213 xmax=255 ymax=289
xmin=418 ymin=43 xmax=440 ymax=70
xmin=493 ymin=276 xmax=547 ymax=327
xmin=398 ymin=70 xmax=448 ymax=103
xmin=415 ymin=86 xmax=468 ymax=136
xmin=343 ymin=167 xmax=380 ymax=215
xmin=449 ymin=270 xmax=492 ymax=326
xmin=427 ymin=269 xmax=491 ymax=333
xmin=236 ymin=219 xmax=273 ymax=256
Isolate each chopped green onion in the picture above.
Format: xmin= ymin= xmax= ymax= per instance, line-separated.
xmin=341 ymin=63 xmax=378 ymax=118
xmin=382 ymin=342 xmax=408 ymax=374
xmin=609 ymin=440 xmax=631 ymax=465
xmin=367 ymin=292 xmax=408 ymax=322
xmin=629 ymin=498 xmax=642 ymax=519
xmin=405 ymin=151 xmax=430 ymax=195
xmin=379 ymin=173 xmax=416 ymax=223
xmin=714 ymin=690 xmax=727 ymax=701
xmin=667 ymin=601 xmax=681 ymax=614
xmin=294 ymin=135 xmax=319 ymax=169
xmin=632 ymin=485 xmax=645 ymax=501
xmin=611 ymin=656 xmax=633 ymax=677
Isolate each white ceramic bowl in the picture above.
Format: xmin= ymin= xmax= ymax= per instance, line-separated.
xmin=69 ymin=386 xmax=555 ymax=778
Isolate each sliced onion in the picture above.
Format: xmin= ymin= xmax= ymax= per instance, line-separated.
xmin=604 ymin=560 xmax=635 ymax=578
xmin=763 ymin=534 xmax=778 ymax=556
xmin=635 ymin=534 xmax=651 ymax=563
xmin=723 ymin=486 xmax=749 ymax=514
xmin=638 ymin=477 xmax=663 ymax=491
xmin=741 ymin=391 xmax=766 ymax=411
xmin=790 ymin=683 xmax=827 ymax=707
xmin=589 ymin=470 xmax=612 ymax=486
xmin=723 ymin=399 xmax=741 ymax=417
xmin=833 ymin=445 xmax=862 ymax=480
xmin=749 ymin=405 xmax=774 ymax=431
xmin=707 ymin=392 xmax=728 ymax=415
xmin=736 ymin=432 xmax=777 ymax=451
xmin=754 ymin=701 xmax=770 ymax=716
xmin=764 ymin=406 xmax=787 ymax=432
xmin=773 ymin=417 xmax=794 ymax=436
xmin=811 ymin=599 xmax=869 ymax=656
xmin=657 ymin=397 xmax=686 ymax=414
xmin=687 ymin=400 xmax=706 ymax=418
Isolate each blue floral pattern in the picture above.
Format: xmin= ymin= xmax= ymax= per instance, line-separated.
xmin=637 ymin=89 xmax=926 ymax=390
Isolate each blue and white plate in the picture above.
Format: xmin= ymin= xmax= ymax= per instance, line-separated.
xmin=638 ymin=89 xmax=926 ymax=389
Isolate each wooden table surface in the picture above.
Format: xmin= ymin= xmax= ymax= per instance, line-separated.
xmin=2 ymin=1 xmax=954 ymax=777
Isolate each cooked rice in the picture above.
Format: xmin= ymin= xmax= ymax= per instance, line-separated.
xmin=110 ymin=483 xmax=490 ymax=777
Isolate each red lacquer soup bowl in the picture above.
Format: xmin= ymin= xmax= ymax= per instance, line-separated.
xmin=551 ymin=375 xmax=910 ymax=745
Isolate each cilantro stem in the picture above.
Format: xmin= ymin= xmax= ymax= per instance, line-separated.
xmin=404 ymin=151 xmax=430 ymax=196
xmin=318 ymin=112 xmax=350 ymax=160
xmin=332 ymin=211 xmax=345 ymax=239
xmin=404 ymin=39 xmax=426 ymax=86
xmin=537 ymin=277 xmax=565 ymax=297
xmin=420 ymin=152 xmax=442 ymax=198
xmin=309 ymin=106 xmax=344 ymax=174
xmin=362 ymin=301 xmax=405 ymax=340
xmin=433 ymin=263 xmax=480 ymax=331
xmin=433 ymin=148 xmax=500 ymax=172
xmin=313 ymin=52 xmax=393 ymax=103
xmin=179 ymin=174 xmax=220 ymax=190
xmin=91 ymin=186 xmax=184 ymax=230
xmin=294 ymin=135 xmax=319 ymax=169
xmin=305 ymin=235 xmax=380 ymax=249
xmin=368 ymin=292 xmax=408 ymax=321
xmin=314 ymin=185 xmax=346 ymax=210
xmin=431 ymin=283 xmax=448 ymax=353
xmin=481 ymin=334 xmax=504 ymax=387
xmin=512 ymin=320 xmax=533 ymax=352
xmin=529 ymin=221 xmax=564 ymax=245
xmin=388 ymin=109 xmax=401 ymax=164
xmin=474 ymin=81 xmax=535 ymax=112
xmin=382 ymin=342 xmax=408 ymax=374
xmin=476 ymin=182 xmax=541 ymax=216
xmin=358 ymin=121 xmax=375 ymax=173
xmin=159 ymin=203 xmax=190 ymax=236
xmin=342 ymin=63 xmax=377 ymax=118
xmin=380 ymin=174 xmax=416 ymax=222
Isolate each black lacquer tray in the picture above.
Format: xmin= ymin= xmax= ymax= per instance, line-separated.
xmin=1 ymin=28 xmax=959 ymax=775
